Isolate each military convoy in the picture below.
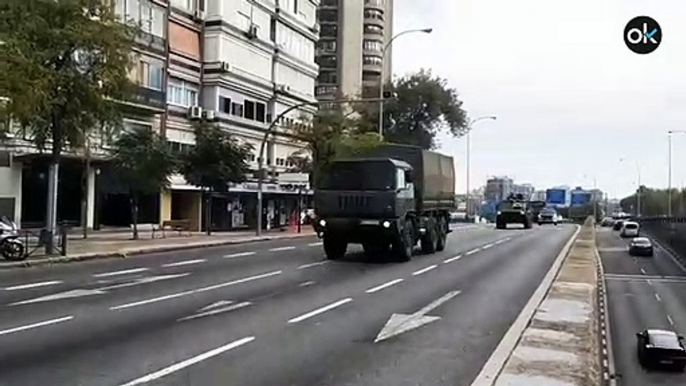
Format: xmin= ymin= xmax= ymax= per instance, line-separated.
xmin=313 ymin=144 xmax=455 ymax=262
xmin=495 ymin=193 xmax=534 ymax=229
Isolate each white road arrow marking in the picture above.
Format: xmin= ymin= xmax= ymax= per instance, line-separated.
xmin=374 ymin=290 xmax=461 ymax=343
xmin=10 ymin=289 xmax=106 ymax=306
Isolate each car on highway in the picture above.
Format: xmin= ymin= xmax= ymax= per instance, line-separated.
xmin=629 ymin=237 xmax=653 ymax=256
xmin=600 ymin=217 xmax=614 ymax=227
xmin=538 ymin=208 xmax=559 ymax=225
xmin=620 ymin=221 xmax=640 ymax=238
xmin=637 ymin=329 xmax=686 ymax=371
xmin=612 ymin=219 xmax=625 ymax=231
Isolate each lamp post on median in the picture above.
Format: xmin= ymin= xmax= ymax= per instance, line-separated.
xmin=465 ymin=115 xmax=497 ymax=221
xmin=255 ymin=97 xmax=385 ymax=236
xmin=668 ymin=130 xmax=686 ymax=217
xmin=378 ymin=28 xmax=433 ymax=139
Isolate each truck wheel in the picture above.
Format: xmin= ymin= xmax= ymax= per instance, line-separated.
xmin=421 ymin=218 xmax=438 ymax=254
xmin=323 ymin=236 xmax=347 ymax=260
xmin=436 ymin=217 xmax=448 ymax=252
xmin=392 ymin=219 xmax=414 ymax=262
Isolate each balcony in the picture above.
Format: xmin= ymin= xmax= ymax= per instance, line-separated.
xmin=364 ymin=0 xmax=385 ymax=12
xmin=124 ymin=86 xmax=166 ymax=112
xmin=134 ymin=31 xmax=166 ymax=56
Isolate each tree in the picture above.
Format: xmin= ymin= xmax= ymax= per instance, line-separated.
xmin=0 ymin=0 xmax=137 ymax=251
xmin=286 ymin=108 xmax=381 ymax=188
xmin=356 ymin=69 xmax=468 ymax=150
xmin=180 ymin=121 xmax=253 ymax=235
xmin=110 ymin=128 xmax=176 ymax=240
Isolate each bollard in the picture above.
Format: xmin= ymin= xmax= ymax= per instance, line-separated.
xmin=60 ymin=225 xmax=68 ymax=256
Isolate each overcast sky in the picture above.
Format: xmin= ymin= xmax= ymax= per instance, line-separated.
xmin=390 ymin=0 xmax=686 ymax=199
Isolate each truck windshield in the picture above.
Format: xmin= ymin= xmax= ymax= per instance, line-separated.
xmin=320 ymin=161 xmax=395 ymax=191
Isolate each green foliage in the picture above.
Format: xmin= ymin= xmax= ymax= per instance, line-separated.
xmin=286 ymin=108 xmax=382 ymax=187
xmin=180 ymin=121 xmax=253 ymax=192
xmin=621 ymin=187 xmax=686 ymax=216
xmin=0 ymin=0 xmax=137 ymax=157
xmin=356 ymin=69 xmax=468 ymax=150
xmin=110 ymin=128 xmax=176 ymax=196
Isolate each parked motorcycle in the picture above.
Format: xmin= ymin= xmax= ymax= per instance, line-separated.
xmin=0 ymin=217 xmax=25 ymax=261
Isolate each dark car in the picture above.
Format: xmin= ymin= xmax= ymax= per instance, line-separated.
xmin=637 ymin=329 xmax=686 ymax=371
xmin=629 ymin=237 xmax=653 ymax=256
xmin=601 ymin=217 xmax=614 ymax=227
xmin=613 ymin=219 xmax=625 ymax=231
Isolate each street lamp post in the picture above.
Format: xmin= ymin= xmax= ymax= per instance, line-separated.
xmin=378 ymin=28 xmax=433 ymax=138
xmin=465 ymin=116 xmax=497 ymax=221
xmin=255 ymin=97 xmax=384 ymax=236
xmin=668 ymin=130 xmax=686 ymax=216
xmin=620 ymin=158 xmax=641 ymax=216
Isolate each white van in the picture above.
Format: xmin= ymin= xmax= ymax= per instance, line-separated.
xmin=620 ymin=221 xmax=640 ymax=238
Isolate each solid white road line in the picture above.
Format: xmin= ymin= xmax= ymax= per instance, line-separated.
xmin=366 ymin=279 xmax=404 ymax=294
xmin=223 ymin=251 xmax=256 ymax=259
xmin=269 ymin=246 xmax=296 ymax=252
xmin=308 ymin=242 xmax=323 ymax=247
xmin=443 ymin=254 xmax=462 ymax=264
xmin=288 ymin=298 xmax=353 ymax=324
xmin=3 ymin=281 xmax=62 ymax=291
xmin=161 ymin=259 xmax=206 ymax=268
xmin=117 ymin=336 xmax=255 ymax=386
xmin=94 ymin=268 xmax=149 ymax=278
xmin=470 ymin=224 xmax=581 ymax=386
xmin=0 ymin=316 xmax=74 ymax=336
xmin=297 ymin=261 xmax=329 ymax=269
xmin=465 ymin=248 xmax=480 ymax=256
xmin=110 ymin=270 xmax=282 ymax=311
xmin=412 ymin=265 xmax=438 ymax=276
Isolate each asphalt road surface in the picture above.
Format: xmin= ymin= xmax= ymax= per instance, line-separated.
xmin=0 ymin=223 xmax=575 ymax=386
xmin=598 ymin=227 xmax=686 ymax=385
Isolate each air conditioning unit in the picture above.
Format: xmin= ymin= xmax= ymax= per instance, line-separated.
xmin=203 ymin=109 xmax=217 ymax=121
xmin=188 ymin=105 xmax=203 ymax=120
xmin=276 ymin=84 xmax=291 ymax=93
xmin=246 ymin=24 xmax=258 ymax=39
xmin=193 ymin=9 xmax=205 ymax=21
xmin=220 ymin=61 xmax=231 ymax=73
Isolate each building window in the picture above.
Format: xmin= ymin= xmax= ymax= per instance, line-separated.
xmin=364 ymin=9 xmax=384 ymax=20
xmin=135 ymin=55 xmax=164 ymax=90
xmin=167 ymin=78 xmax=198 ymax=107
xmin=270 ymin=17 xmax=276 ymax=42
xmin=316 ymin=85 xmax=338 ymax=96
xmin=365 ymin=0 xmax=384 ymax=6
xmin=169 ymin=0 xmax=196 ymax=12
xmin=317 ymin=40 xmax=337 ymax=52
xmin=244 ymin=101 xmax=255 ymax=120
xmin=321 ymin=0 xmax=338 ymax=5
xmin=317 ymin=55 xmax=337 ymax=68
xmin=231 ymin=102 xmax=244 ymax=117
xmin=220 ymin=97 xmax=232 ymax=114
xmin=362 ymin=71 xmax=379 ymax=81
xmin=317 ymin=9 xmax=337 ymax=22
xmin=256 ymin=103 xmax=266 ymax=123
xmin=362 ymin=55 xmax=383 ymax=66
xmin=364 ymin=24 xmax=383 ymax=35
xmin=363 ymin=39 xmax=383 ymax=52
xmin=117 ymin=0 xmax=166 ymax=38
xmin=318 ymin=71 xmax=338 ymax=84
xmin=320 ymin=24 xmax=338 ymax=37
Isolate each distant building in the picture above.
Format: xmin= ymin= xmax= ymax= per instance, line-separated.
xmin=485 ymin=176 xmax=514 ymax=203
xmin=531 ymin=190 xmax=547 ymax=201
xmin=512 ymin=183 xmax=535 ymax=200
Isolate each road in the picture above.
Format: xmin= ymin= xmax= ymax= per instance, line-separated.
xmin=598 ymin=227 xmax=686 ymax=385
xmin=0 ymin=223 xmax=575 ymax=386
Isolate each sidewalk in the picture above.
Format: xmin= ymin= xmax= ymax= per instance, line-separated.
xmin=1 ymin=227 xmax=316 ymax=269
xmin=492 ymin=220 xmax=601 ymax=386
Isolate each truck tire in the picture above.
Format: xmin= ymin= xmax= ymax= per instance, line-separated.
xmin=523 ymin=220 xmax=532 ymax=229
xmin=392 ymin=219 xmax=414 ymax=262
xmin=436 ymin=217 xmax=448 ymax=252
xmin=421 ymin=218 xmax=438 ymax=254
xmin=323 ymin=236 xmax=347 ymax=260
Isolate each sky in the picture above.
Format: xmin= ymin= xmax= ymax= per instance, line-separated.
xmin=390 ymin=0 xmax=686 ymax=199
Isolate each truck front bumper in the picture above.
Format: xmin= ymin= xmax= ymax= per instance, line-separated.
xmin=314 ymin=217 xmax=399 ymax=242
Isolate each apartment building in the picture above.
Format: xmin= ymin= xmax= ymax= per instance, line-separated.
xmin=0 ymin=0 xmax=318 ymax=232
xmin=315 ymin=0 xmax=394 ymax=101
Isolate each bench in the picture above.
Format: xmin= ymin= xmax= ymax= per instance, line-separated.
xmin=161 ymin=219 xmax=192 ymax=238
xmin=130 ymin=223 xmax=160 ymax=239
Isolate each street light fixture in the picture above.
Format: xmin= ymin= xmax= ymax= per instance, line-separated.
xmin=378 ymin=28 xmax=433 ymax=138
xmin=465 ymin=116 xmax=497 ymax=220
xmin=255 ymin=97 xmax=385 ymax=236
xmin=668 ymin=130 xmax=686 ymax=216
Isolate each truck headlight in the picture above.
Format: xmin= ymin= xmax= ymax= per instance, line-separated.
xmin=319 ymin=219 xmax=326 ymax=227
xmin=497 ymin=211 xmax=502 ymax=215
xmin=382 ymin=221 xmax=391 ymax=228
xmin=519 ymin=211 xmax=525 ymax=215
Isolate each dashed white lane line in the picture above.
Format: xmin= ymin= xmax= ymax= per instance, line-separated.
xmin=365 ymin=279 xmax=404 ymax=294
xmin=177 ymin=302 xmax=253 ymax=322
xmin=308 ymin=242 xmax=323 ymax=247
xmin=109 ymin=270 xmax=282 ymax=311
xmin=3 ymin=281 xmax=63 ymax=291
xmin=443 ymin=254 xmax=462 ymax=264
xmin=161 ymin=259 xmax=206 ymax=268
xmin=297 ymin=261 xmax=329 ymax=269
xmin=269 ymin=246 xmax=296 ymax=252
xmin=299 ymin=281 xmax=316 ymax=287
xmin=647 ymin=279 xmax=653 ymax=286
xmin=287 ymin=298 xmax=353 ymax=324
xmin=0 ymin=316 xmax=74 ymax=336
xmin=465 ymin=248 xmax=480 ymax=256
xmin=481 ymin=243 xmax=494 ymax=250
xmin=94 ymin=268 xmax=149 ymax=278
xmin=412 ymin=265 xmax=438 ymax=276
xmin=640 ymin=268 xmax=647 ymax=275
xmin=654 ymin=293 xmax=662 ymax=302
xmin=117 ymin=336 xmax=255 ymax=386
xmin=668 ymin=315 xmax=675 ymax=326
xmin=223 ymin=251 xmax=256 ymax=259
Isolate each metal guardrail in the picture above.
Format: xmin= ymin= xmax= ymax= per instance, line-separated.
xmin=636 ymin=217 xmax=686 ymax=267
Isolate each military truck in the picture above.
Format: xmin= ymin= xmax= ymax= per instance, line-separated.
xmin=313 ymin=144 xmax=455 ymax=262
xmin=495 ymin=193 xmax=533 ymax=229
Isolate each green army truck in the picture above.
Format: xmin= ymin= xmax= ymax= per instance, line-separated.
xmin=313 ymin=144 xmax=455 ymax=262
xmin=495 ymin=193 xmax=534 ymax=229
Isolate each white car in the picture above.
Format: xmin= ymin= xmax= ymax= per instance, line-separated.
xmin=620 ymin=221 xmax=640 ymax=238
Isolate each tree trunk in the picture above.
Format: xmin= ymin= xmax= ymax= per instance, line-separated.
xmin=205 ymin=187 xmax=212 ymax=236
xmin=130 ymin=190 xmax=139 ymax=240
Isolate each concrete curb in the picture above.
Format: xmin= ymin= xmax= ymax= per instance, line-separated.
xmin=0 ymin=233 xmax=315 ymax=270
xmin=596 ymin=247 xmax=618 ymax=386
